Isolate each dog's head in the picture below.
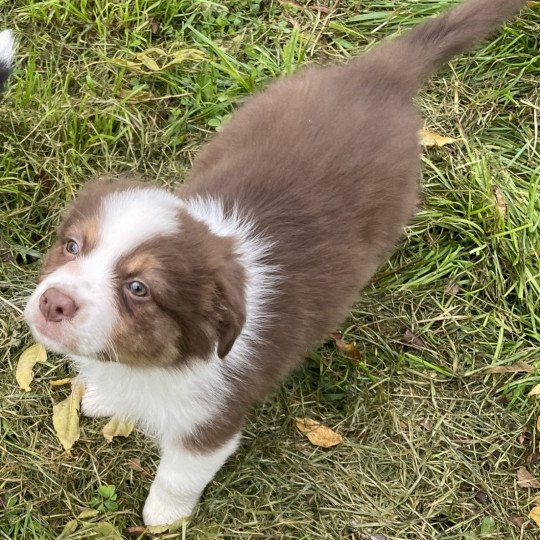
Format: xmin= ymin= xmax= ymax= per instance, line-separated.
xmin=24 ymin=177 xmax=246 ymax=367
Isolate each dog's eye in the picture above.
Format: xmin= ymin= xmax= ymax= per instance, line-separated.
xmin=65 ymin=240 xmax=79 ymax=255
xmin=127 ymin=281 xmax=148 ymax=297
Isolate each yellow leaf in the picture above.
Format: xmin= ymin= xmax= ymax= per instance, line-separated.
xmin=77 ymin=509 xmax=99 ymax=519
xmin=16 ymin=343 xmax=47 ymax=392
xmin=528 ymin=384 xmax=540 ymax=397
xmin=50 ymin=378 xmax=72 ymax=386
xmin=162 ymin=49 xmax=205 ymax=69
xmin=102 ymin=416 xmax=134 ymax=443
xmin=136 ymin=53 xmax=161 ymax=71
xmin=517 ymin=466 xmax=540 ymax=489
xmin=52 ymin=382 xmax=85 ymax=453
xmin=537 ymin=416 xmax=540 ymax=432
xmin=529 ymin=506 xmax=540 ymax=527
xmin=330 ymin=332 xmax=361 ymax=360
xmin=419 ymin=128 xmax=456 ymax=148
xmin=295 ymin=417 xmax=343 ymax=448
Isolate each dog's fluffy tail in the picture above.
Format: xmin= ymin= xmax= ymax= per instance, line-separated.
xmin=0 ymin=30 xmax=15 ymax=93
xmin=366 ymin=0 xmax=527 ymax=94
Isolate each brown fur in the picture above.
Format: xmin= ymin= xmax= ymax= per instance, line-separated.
xmin=36 ymin=0 xmax=527 ymax=456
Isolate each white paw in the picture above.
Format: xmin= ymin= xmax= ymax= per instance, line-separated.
xmin=80 ymin=385 xmax=116 ymax=418
xmin=142 ymin=482 xmax=195 ymax=526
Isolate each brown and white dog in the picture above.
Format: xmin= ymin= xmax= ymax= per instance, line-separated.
xmin=24 ymin=0 xmax=527 ymax=526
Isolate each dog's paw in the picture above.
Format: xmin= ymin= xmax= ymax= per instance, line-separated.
xmin=80 ymin=385 xmax=116 ymax=418
xmin=142 ymin=483 xmax=194 ymax=526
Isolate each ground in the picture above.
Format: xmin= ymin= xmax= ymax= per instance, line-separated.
xmin=0 ymin=1 xmax=539 ymax=539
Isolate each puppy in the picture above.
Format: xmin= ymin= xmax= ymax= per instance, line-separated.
xmin=24 ymin=0 xmax=527 ymax=526
xmin=0 ymin=29 xmax=14 ymax=92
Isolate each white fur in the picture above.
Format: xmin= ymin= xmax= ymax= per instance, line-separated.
xmin=0 ymin=30 xmax=14 ymax=66
xmin=25 ymin=190 xmax=278 ymax=525
xmin=24 ymin=188 xmax=182 ymax=356
xmin=143 ymin=435 xmax=241 ymax=525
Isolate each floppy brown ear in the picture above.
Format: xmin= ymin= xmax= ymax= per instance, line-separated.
xmin=215 ymin=264 xmax=246 ymax=359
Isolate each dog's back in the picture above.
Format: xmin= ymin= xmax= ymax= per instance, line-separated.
xmin=182 ymin=0 xmax=528 ymax=391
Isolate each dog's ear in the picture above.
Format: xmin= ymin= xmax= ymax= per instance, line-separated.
xmin=214 ymin=262 xmax=246 ymax=359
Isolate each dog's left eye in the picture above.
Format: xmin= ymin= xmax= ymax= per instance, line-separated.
xmin=65 ymin=240 xmax=79 ymax=255
xmin=127 ymin=281 xmax=148 ymax=297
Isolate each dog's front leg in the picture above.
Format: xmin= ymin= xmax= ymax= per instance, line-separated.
xmin=142 ymin=433 xmax=241 ymax=526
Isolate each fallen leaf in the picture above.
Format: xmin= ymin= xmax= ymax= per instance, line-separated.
xmin=50 ymin=378 xmax=72 ymax=386
xmin=517 ymin=466 xmax=540 ymax=489
xmin=474 ymin=490 xmax=489 ymax=505
xmin=57 ymin=520 xmax=79 ymax=539
xmin=16 ymin=343 xmax=47 ymax=391
xmin=136 ymin=52 xmax=160 ymax=71
xmin=537 ymin=416 xmax=540 ymax=432
xmin=486 ymin=361 xmax=534 ymax=374
xmin=82 ymin=522 xmax=123 ymax=539
xmin=295 ymin=417 xmax=343 ymax=448
xmin=518 ymin=427 xmax=532 ymax=446
xmin=529 ymin=506 xmax=540 ymax=527
xmin=52 ymin=382 xmax=85 ymax=453
xmin=528 ymin=384 xmax=540 ymax=397
xmin=419 ymin=128 xmax=456 ymax=148
xmin=77 ymin=509 xmax=99 ymax=519
xmin=310 ymin=5 xmax=332 ymax=14
xmin=128 ymin=458 xmax=152 ymax=477
xmin=147 ymin=518 xmax=186 ymax=535
xmin=402 ymin=329 xmax=425 ymax=348
xmin=329 ymin=332 xmax=361 ymax=360
xmin=526 ymin=451 xmax=540 ymax=465
xmin=102 ymin=416 xmax=134 ymax=443
xmin=492 ymin=186 xmax=507 ymax=216
xmin=509 ymin=515 xmax=527 ymax=528
xmin=527 ymin=1 xmax=538 ymax=7
xmin=150 ymin=19 xmax=160 ymax=34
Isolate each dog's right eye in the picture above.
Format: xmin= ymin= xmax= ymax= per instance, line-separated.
xmin=65 ymin=240 xmax=79 ymax=255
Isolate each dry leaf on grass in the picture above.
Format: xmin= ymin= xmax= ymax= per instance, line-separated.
xmin=492 ymin=186 xmax=507 ymax=216
xmin=537 ymin=416 xmax=540 ymax=432
xmin=50 ymin=377 xmax=72 ymax=386
xmin=295 ymin=417 xmax=343 ymax=448
xmin=529 ymin=506 xmax=540 ymax=527
xmin=517 ymin=466 xmax=540 ymax=489
xmin=77 ymin=509 xmax=99 ymax=519
xmin=486 ymin=361 xmax=534 ymax=374
xmin=128 ymin=458 xmax=152 ymax=477
xmin=102 ymin=416 xmax=134 ymax=443
xmin=329 ymin=332 xmax=361 ymax=360
xmin=16 ymin=343 xmax=47 ymax=391
xmin=509 ymin=515 xmax=528 ymax=528
xmin=402 ymin=329 xmax=426 ymax=348
xmin=52 ymin=381 xmax=85 ymax=453
xmin=528 ymin=384 xmax=540 ymax=397
xmin=418 ymin=128 xmax=456 ymax=148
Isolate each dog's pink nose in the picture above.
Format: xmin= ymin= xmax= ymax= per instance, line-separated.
xmin=39 ymin=287 xmax=78 ymax=322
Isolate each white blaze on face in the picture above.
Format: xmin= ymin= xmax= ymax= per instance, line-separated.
xmin=24 ymin=188 xmax=181 ymax=357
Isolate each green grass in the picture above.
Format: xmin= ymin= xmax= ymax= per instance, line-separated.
xmin=1 ymin=0 xmax=540 ymax=538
